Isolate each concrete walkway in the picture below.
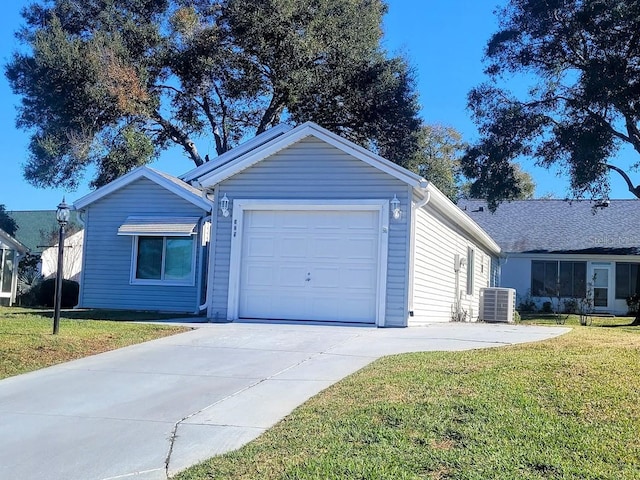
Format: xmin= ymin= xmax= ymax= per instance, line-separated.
xmin=0 ymin=321 xmax=569 ymax=480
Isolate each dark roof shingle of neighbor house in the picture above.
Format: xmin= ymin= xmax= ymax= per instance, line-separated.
xmin=7 ymin=210 xmax=82 ymax=254
xmin=458 ymin=199 xmax=640 ymax=255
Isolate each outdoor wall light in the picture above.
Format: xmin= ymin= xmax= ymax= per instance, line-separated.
xmin=219 ymin=193 xmax=231 ymax=217
xmin=53 ymin=197 xmax=70 ymax=335
xmin=391 ymin=194 xmax=402 ymax=220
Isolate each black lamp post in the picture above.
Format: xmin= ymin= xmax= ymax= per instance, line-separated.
xmin=53 ymin=197 xmax=70 ymax=335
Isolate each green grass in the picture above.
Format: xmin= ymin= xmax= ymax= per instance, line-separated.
xmin=174 ymin=321 xmax=640 ymax=480
xmin=519 ymin=313 xmax=639 ymax=330
xmin=0 ymin=307 xmax=190 ymax=379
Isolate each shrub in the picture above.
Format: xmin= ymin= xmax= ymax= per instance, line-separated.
xmin=541 ymin=301 xmax=553 ymax=314
xmin=35 ymin=278 xmax=80 ymax=308
xmin=563 ymin=298 xmax=578 ymax=314
xmin=626 ymin=294 xmax=640 ymax=315
xmin=513 ymin=310 xmax=521 ymax=324
xmin=517 ymin=290 xmax=537 ymax=313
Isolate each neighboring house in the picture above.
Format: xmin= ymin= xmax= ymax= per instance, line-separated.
xmin=73 ymin=122 xmax=500 ymax=326
xmin=40 ymin=229 xmax=84 ymax=282
xmin=7 ymin=210 xmax=84 ymax=282
xmin=0 ymin=228 xmax=28 ymax=306
xmin=8 ymin=210 xmax=82 ymax=255
xmin=459 ymin=199 xmax=640 ymax=315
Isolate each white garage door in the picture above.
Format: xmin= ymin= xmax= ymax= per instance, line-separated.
xmin=238 ymin=209 xmax=380 ymax=323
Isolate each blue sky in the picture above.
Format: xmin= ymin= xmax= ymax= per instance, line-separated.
xmin=0 ymin=0 xmax=637 ymax=211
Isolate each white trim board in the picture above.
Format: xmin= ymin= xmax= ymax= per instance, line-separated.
xmin=73 ymin=167 xmax=212 ymax=211
xmin=225 ymin=199 xmax=390 ymax=326
xmin=180 ymin=123 xmax=292 ymax=182
xmin=197 ymin=122 xmax=428 ymax=189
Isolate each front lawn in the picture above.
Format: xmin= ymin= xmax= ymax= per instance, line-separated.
xmin=174 ymin=322 xmax=640 ymax=480
xmin=0 ymin=307 xmax=190 ymax=379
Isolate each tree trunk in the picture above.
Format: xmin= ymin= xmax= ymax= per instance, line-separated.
xmin=153 ymin=111 xmax=204 ymax=166
xmin=633 ymin=264 xmax=640 ymax=325
xmin=257 ymin=97 xmax=285 ymax=135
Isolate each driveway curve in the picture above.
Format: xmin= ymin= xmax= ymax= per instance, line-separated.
xmin=0 ymin=321 xmax=569 ymax=480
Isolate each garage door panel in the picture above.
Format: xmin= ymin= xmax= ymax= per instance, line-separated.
xmin=277 ymin=266 xmax=307 ymax=287
xmin=347 ymin=211 xmax=378 ymax=230
xmin=280 ymin=211 xmax=310 ymax=229
xmin=310 ymin=266 xmax=340 ymax=288
xmin=245 ymin=236 xmax=275 ymax=257
xmin=246 ymin=211 xmax=277 ymax=228
xmin=311 ymin=237 xmax=342 ymax=259
xmin=243 ymin=265 xmax=274 ymax=287
xmin=239 ymin=209 xmax=380 ymax=323
xmin=241 ymin=292 xmax=273 ymax=317
xmin=313 ymin=213 xmax=343 ymax=229
xmin=346 ymin=238 xmax=378 ymax=260
xmin=342 ymin=266 xmax=377 ymax=289
xmin=341 ymin=298 xmax=376 ymax=320
xmin=279 ymin=236 xmax=308 ymax=258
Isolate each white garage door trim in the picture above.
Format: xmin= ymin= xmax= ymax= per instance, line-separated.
xmin=227 ymin=199 xmax=389 ymax=326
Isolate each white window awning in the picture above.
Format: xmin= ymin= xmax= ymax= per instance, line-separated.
xmin=118 ymin=216 xmax=200 ymax=236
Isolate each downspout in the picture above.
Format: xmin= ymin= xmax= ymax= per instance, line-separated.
xmin=415 ymin=190 xmax=431 ymax=210
xmin=74 ymin=208 xmax=87 ymax=309
xmin=408 ymin=188 xmax=431 ymax=318
xmin=195 ymin=183 xmax=216 ymax=313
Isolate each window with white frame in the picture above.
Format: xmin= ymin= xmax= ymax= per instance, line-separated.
xmin=117 ymin=216 xmax=200 ymax=285
xmin=133 ymin=236 xmax=195 ymax=283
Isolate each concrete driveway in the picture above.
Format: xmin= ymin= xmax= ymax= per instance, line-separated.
xmin=0 ymin=321 xmax=569 ymax=480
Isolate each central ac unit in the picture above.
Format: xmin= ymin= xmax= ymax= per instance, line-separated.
xmin=479 ymin=287 xmax=516 ymax=323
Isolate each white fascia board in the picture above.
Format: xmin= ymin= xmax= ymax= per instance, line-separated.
xmin=0 ymin=230 xmax=28 ymax=253
xmin=504 ymin=252 xmax=640 ymax=262
xmin=180 ymin=123 xmax=293 ymax=182
xmin=422 ymin=183 xmax=502 ymax=256
xmin=73 ymin=166 xmax=212 ymax=211
xmin=198 ymin=121 xmax=428 ymax=189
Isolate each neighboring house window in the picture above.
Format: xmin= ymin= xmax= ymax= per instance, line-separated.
xmin=466 ymin=247 xmax=475 ymax=295
xmin=133 ymin=236 xmax=195 ymax=284
xmin=531 ymin=260 xmax=557 ymax=296
xmin=531 ymin=260 xmax=586 ymax=297
xmin=615 ymin=263 xmax=639 ymax=299
xmin=559 ymin=261 xmax=587 ymax=298
xmin=1 ymin=249 xmax=15 ymax=294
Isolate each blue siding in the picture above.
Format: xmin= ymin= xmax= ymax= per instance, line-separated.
xmin=79 ymin=178 xmax=209 ymax=312
xmin=208 ymin=136 xmax=411 ymax=327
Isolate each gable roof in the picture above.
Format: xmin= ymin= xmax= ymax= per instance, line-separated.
xmin=8 ymin=210 xmax=81 ymax=254
xmin=73 ymin=166 xmax=212 ymax=212
xmin=459 ymin=199 xmax=640 ymax=254
xmin=180 ymin=123 xmax=293 ymax=183
xmin=194 ymin=121 xmax=429 ymax=189
xmin=0 ymin=228 xmax=28 ymax=253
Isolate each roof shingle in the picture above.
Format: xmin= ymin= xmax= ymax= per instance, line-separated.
xmin=458 ymin=199 xmax=640 ymax=254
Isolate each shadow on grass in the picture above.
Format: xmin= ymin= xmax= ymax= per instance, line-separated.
xmin=3 ymin=307 xmax=199 ymax=322
xmin=600 ymin=322 xmax=640 ymax=328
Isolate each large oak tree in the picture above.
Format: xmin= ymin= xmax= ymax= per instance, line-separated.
xmin=6 ymin=0 xmax=421 ymax=189
xmin=0 ymin=205 xmax=18 ymax=237
xmin=461 ymin=0 xmax=640 ymax=211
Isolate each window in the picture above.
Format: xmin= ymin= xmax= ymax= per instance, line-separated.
xmin=133 ymin=236 xmax=195 ymax=284
xmin=531 ymin=260 xmax=586 ymax=297
xmin=466 ymin=247 xmax=475 ymax=295
xmin=559 ymin=262 xmax=587 ymax=298
xmin=615 ymin=263 xmax=639 ymax=299
xmin=531 ymin=261 xmax=557 ymax=296
xmin=1 ymin=249 xmax=15 ymax=294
